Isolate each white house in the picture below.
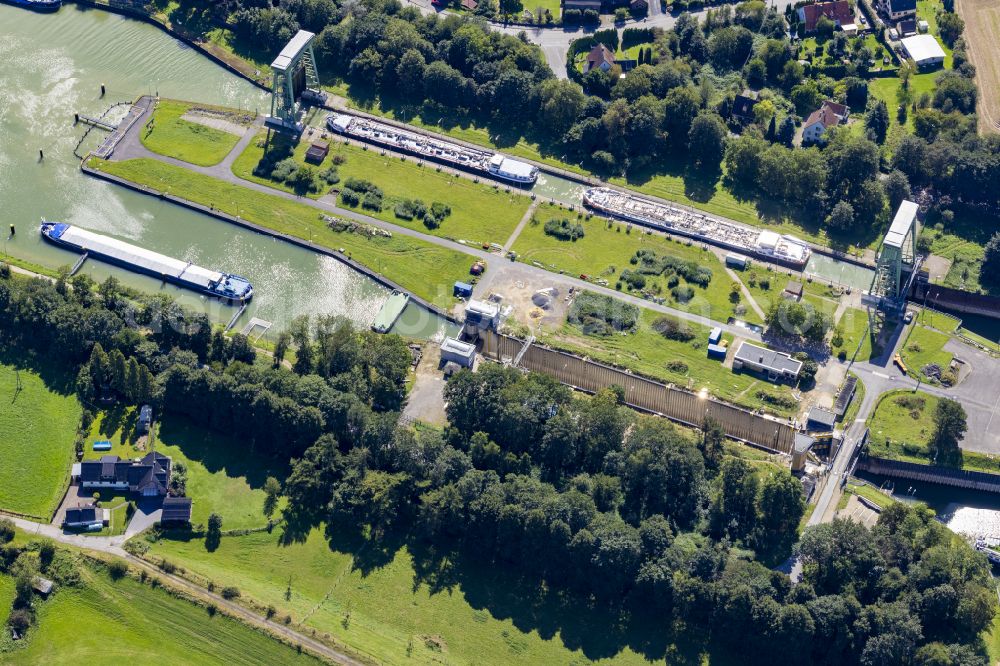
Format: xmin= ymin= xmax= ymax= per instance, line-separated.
xmin=801 ymin=100 xmax=850 ymax=144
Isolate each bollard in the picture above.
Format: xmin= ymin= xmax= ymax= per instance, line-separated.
xmin=100 ymin=84 xmax=106 ymax=97
xmin=39 ymin=150 xmax=43 ymax=161
xmin=9 ymin=225 xmax=14 ymax=236
xmin=74 ymin=113 xmax=79 ymax=124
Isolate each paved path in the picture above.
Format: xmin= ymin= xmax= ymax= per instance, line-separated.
xmin=503 ymin=200 xmax=539 ymax=253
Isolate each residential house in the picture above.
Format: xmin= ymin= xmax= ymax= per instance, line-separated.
xmin=63 ymin=505 xmax=107 ymax=530
xmin=564 ymin=0 xmax=601 ymax=11
xmin=801 ymin=100 xmax=850 ymax=143
xmin=461 ymin=0 xmax=478 ymax=10
xmin=896 ymin=18 xmax=917 ymax=37
xmin=161 ymin=496 xmax=194 ymax=524
xmin=732 ymin=342 xmax=803 ymax=383
xmin=585 ymin=43 xmax=616 ymax=73
xmin=797 ymin=1 xmax=857 ymax=34
xmin=879 ymin=0 xmax=916 ymax=21
xmin=731 ymin=90 xmax=759 ymax=123
xmin=78 ymin=452 xmax=172 ymax=497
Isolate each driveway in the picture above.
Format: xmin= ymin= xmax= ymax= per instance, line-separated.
xmin=124 ymin=497 xmax=164 ymax=538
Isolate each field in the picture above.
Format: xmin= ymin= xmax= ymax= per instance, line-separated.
xmin=514 ymin=205 xmax=760 ymax=324
xmin=867 ymin=389 xmax=940 ymax=460
xmin=140 ymin=99 xmax=245 ymax=167
xmin=899 ymin=324 xmax=954 ymax=380
xmin=146 ymin=528 xmax=652 ymax=666
xmin=832 ymin=307 xmax=874 ymax=362
xmin=232 ymin=131 xmax=530 ymax=247
xmin=538 ymin=307 xmax=800 ymax=416
xmin=916 ymin=307 xmax=961 ymax=333
xmin=86 ymin=409 xmax=284 ymax=530
xmin=840 ymin=372 xmax=866 ymax=425
xmin=3 ymin=565 xmax=318 ymax=664
xmin=88 ymin=157 xmax=472 ymax=308
xmin=957 ymin=0 xmax=1000 ymax=132
xmin=0 ymin=361 xmax=81 ymax=519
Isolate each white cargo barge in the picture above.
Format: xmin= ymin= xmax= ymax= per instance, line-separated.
xmin=40 ymin=222 xmax=253 ymax=303
xmin=583 ymin=187 xmax=811 ymax=268
xmin=326 ymin=114 xmax=538 ymax=185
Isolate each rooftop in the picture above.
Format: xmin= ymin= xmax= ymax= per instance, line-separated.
xmin=441 ymin=337 xmax=476 ymax=356
xmin=884 ymin=200 xmax=919 ymax=248
xmin=734 ymin=342 xmax=804 ymax=376
xmin=806 ymin=406 xmax=837 ymax=430
xmin=271 ymin=30 xmax=316 ymax=72
xmin=901 ymin=34 xmax=946 ymax=63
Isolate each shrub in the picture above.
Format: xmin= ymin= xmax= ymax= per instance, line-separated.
xmin=340 ymin=188 xmax=361 ymax=207
xmin=671 ymin=285 xmax=695 ymax=303
xmin=666 ymin=360 xmax=689 ymax=373
xmin=159 ymin=559 xmax=177 ymax=574
xmin=620 ymin=270 xmax=647 ymax=290
xmin=394 ymin=198 xmax=427 ymax=221
xmin=652 ymin=316 xmax=695 ymax=342
xmin=894 ymin=394 xmax=926 ymax=411
xmin=320 ymin=166 xmax=340 ymax=185
xmin=544 ymin=217 xmax=585 ymax=241
xmin=8 ymin=608 xmax=31 ymax=634
xmin=362 ymin=190 xmax=383 ymax=212
xmin=108 ymin=559 xmax=129 ymax=580
xmin=563 ymin=8 xmax=581 ymax=22
xmin=0 ymin=518 xmax=15 ymax=544
xmin=221 ymin=586 xmax=241 ymax=600
xmin=569 ymin=292 xmax=639 ymax=333
xmin=424 ymin=202 xmax=452 ymax=228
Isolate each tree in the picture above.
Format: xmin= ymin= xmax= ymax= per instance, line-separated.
xmin=980 ymin=232 xmax=1000 ymax=286
xmin=777 ymin=115 xmax=796 ymax=146
xmin=929 ymin=398 xmax=967 ymax=464
xmin=499 ymin=0 xmax=523 ymax=17
xmin=687 ymin=113 xmax=728 ymax=169
xmin=273 ymin=330 xmax=291 ymax=369
xmin=125 ymin=356 xmax=140 ymax=403
xmin=938 ymin=12 xmax=964 ymax=46
xmin=206 ymin=513 xmax=223 ymax=552
xmin=826 ymin=201 xmax=855 ymax=232
xmin=883 ymin=170 xmax=912 ymax=212
xmin=700 ymin=417 xmax=725 ymax=471
xmin=865 ymin=99 xmax=890 ymax=144
xmin=263 ymin=476 xmax=281 ymax=518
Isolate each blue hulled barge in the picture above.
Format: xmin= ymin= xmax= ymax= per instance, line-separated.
xmin=40 ymin=221 xmax=253 ymax=303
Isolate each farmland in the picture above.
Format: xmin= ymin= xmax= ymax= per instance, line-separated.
xmin=0 ymin=361 xmax=81 ymax=519
xmin=2 ymin=564 xmax=319 ymax=665
xmin=956 ymin=0 xmax=1000 ymax=132
xmin=146 ymin=528 xmax=652 ymax=666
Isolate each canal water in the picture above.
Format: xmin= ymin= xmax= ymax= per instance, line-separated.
xmin=857 ymin=471 xmax=1000 ymax=539
xmin=0 ymin=4 xmax=455 ymax=339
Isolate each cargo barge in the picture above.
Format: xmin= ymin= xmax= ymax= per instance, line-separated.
xmin=326 ymin=114 xmax=538 ymax=185
xmin=2 ymin=0 xmax=61 ymax=11
xmin=371 ymin=290 xmax=410 ymax=333
xmin=40 ymin=222 xmax=253 ymax=303
xmin=582 ymin=187 xmax=811 ymax=268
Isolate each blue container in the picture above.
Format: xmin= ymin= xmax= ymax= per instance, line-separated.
xmin=92 ymin=440 xmax=112 ymax=451
xmin=707 ymin=343 xmax=727 ymax=360
xmin=708 ymin=327 xmax=722 ymax=344
xmin=454 ymin=281 xmax=473 ymax=298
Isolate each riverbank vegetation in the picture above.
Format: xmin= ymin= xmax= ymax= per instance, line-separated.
xmin=88 ymin=157 xmax=470 ymax=308
xmin=0 ymin=358 xmax=81 ymax=519
xmin=140 ymin=100 xmax=248 ymax=167
xmin=231 ymin=129 xmax=530 ymax=245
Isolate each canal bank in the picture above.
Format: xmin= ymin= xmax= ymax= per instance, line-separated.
xmin=0 ymin=4 xmax=455 ymax=339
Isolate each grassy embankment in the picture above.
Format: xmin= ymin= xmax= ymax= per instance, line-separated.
xmin=898 ymin=324 xmax=954 ymax=381
xmin=85 ymin=409 xmax=283 ymax=530
xmin=840 ymin=372 xmax=866 ymax=425
xmin=87 ymin=157 xmax=472 ymax=309
xmin=513 ymin=204 xmax=762 ymax=324
xmin=0 ymin=361 xmax=81 ymax=519
xmin=231 ymin=130 xmax=531 ymax=247
xmin=867 ymin=389 xmax=1000 ymax=473
xmin=537 ymin=306 xmax=800 ymax=417
xmin=145 ymin=528 xmax=652 ymax=666
xmin=140 ymin=99 xmax=246 ymax=167
xmin=2 ymin=563 xmax=319 ymax=664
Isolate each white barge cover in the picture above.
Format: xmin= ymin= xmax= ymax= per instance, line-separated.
xmin=58 ymin=225 xmax=223 ymax=288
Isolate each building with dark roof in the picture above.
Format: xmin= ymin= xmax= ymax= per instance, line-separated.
xmin=731 ymin=90 xmax=759 ymax=123
xmin=63 ymin=505 xmax=107 ymax=530
xmin=879 ymin=0 xmax=916 ymax=21
xmin=733 ymin=342 xmax=803 ymax=383
xmin=585 ymin=43 xmax=617 ymax=73
xmin=806 ymin=406 xmax=837 ymax=432
xmin=305 ymin=141 xmax=329 ymax=164
xmin=78 ymin=451 xmax=172 ymax=497
xmin=161 ymin=497 xmax=194 ymax=523
xmin=138 ymin=404 xmax=153 ymax=434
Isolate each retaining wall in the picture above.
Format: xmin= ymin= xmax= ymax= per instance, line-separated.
xmin=858 ymin=455 xmax=1000 ymax=493
xmin=481 ymin=330 xmax=797 ymax=453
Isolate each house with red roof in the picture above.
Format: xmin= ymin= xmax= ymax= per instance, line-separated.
xmin=802 ymin=100 xmax=850 ymax=144
xmin=797 ymin=1 xmax=858 ymax=34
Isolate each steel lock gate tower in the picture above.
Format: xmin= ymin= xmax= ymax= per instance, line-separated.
xmin=265 ymin=30 xmax=326 ymax=133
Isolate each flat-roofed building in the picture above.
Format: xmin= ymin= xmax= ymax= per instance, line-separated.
xmin=440 ymin=337 xmax=476 ymax=368
xmin=901 ymin=34 xmax=946 ymax=67
xmin=732 ymin=342 xmax=803 ymax=383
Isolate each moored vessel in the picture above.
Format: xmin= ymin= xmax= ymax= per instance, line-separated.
xmin=2 ymin=0 xmax=61 ymax=12
xmin=40 ymin=221 xmax=253 ymax=303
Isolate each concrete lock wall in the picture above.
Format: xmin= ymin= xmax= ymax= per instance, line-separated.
xmin=481 ymin=331 xmax=797 ymax=454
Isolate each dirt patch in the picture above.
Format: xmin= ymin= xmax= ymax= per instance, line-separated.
xmin=956 ymin=0 xmax=1000 ymax=133
xmin=401 ymin=343 xmax=448 ymax=427
xmin=180 ymin=111 xmax=249 ymax=136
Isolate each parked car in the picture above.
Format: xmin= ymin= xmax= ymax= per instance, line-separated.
xmin=903 ymin=310 xmax=914 ymax=324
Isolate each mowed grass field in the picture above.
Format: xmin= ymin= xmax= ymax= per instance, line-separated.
xmin=85 ymin=410 xmax=284 ymax=530
xmin=4 ymin=565 xmax=319 ymax=665
xmin=867 ymin=389 xmax=940 ymax=460
xmin=539 ymin=307 xmax=800 ymax=417
xmin=514 ymin=205 xmax=760 ymax=324
xmin=147 ymin=529 xmax=652 ymax=666
xmin=232 ymin=131 xmax=530 ymax=246
xmin=0 ymin=362 xmax=81 ymax=518
xmin=957 ymin=0 xmax=1000 ymax=132
xmin=140 ymin=99 xmax=245 ymax=167
xmin=89 ymin=157 xmax=472 ymax=308
xmin=899 ymin=324 xmax=954 ymax=380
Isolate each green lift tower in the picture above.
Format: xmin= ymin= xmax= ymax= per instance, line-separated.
xmin=265 ymin=30 xmax=325 ymax=134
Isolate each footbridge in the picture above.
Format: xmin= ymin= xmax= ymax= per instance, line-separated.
xmin=862 ymin=200 xmax=924 ymax=338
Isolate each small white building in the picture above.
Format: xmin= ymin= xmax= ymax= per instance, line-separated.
xmin=464 ymin=299 xmax=501 ymax=332
xmin=440 ymin=337 xmax=476 ymax=368
xmin=733 ymin=342 xmax=803 ymax=383
xmin=901 ymin=34 xmax=946 ymax=67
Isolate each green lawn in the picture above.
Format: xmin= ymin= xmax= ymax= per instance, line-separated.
xmin=140 ymin=99 xmax=245 ymax=167
xmin=86 ymin=410 xmax=285 ymax=531
xmin=513 ymin=205 xmax=760 ymax=324
xmin=4 ymin=565 xmax=319 ymax=664
xmin=232 ymin=131 xmax=530 ymax=247
xmin=840 ymin=372 xmax=866 ymax=425
xmin=899 ymin=324 xmax=954 ymax=381
xmin=833 ymin=307 xmax=874 ymax=361
xmin=538 ymin=307 xmax=800 ymax=417
xmin=844 ymin=480 xmax=896 ymax=511
xmin=0 ymin=361 xmax=81 ymax=519
xmin=89 ymin=157 xmax=473 ymax=309
xmin=916 ymin=307 xmax=961 ymax=333
xmin=867 ymin=389 xmax=939 ymax=460
xmin=146 ymin=528 xmax=652 ymax=665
